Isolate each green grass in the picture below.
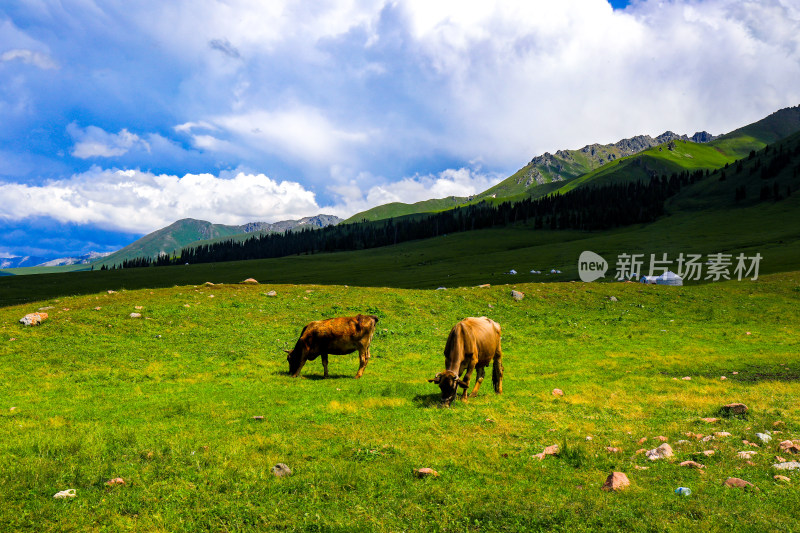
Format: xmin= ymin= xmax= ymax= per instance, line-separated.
xmin=1 ymin=273 xmax=799 ymax=531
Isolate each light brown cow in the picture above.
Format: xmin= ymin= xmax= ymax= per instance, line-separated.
xmin=428 ymin=316 xmax=503 ymax=406
xmin=285 ymin=314 xmax=379 ymax=378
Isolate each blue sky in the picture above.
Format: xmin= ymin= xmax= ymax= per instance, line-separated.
xmin=1 ymin=0 xmax=799 ymax=258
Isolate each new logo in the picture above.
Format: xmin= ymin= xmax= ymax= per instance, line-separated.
xmin=578 ymin=251 xmax=608 ymax=282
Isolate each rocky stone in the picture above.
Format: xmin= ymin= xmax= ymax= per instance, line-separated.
xmin=774 ymin=475 xmax=791 ymax=483
xmin=19 ymin=312 xmax=48 ymax=326
xmin=601 ymin=472 xmax=630 ymax=492
xmin=721 ymin=403 xmax=748 ymax=416
xmin=105 ymin=477 xmax=125 ymax=487
xmin=656 ymin=436 xmax=668 ymax=442
xmin=773 ymin=461 xmax=800 ymax=471
xmin=241 ymin=278 xmax=259 ymax=284
xmin=737 ymin=451 xmax=757 ymax=460
xmin=204 ymin=282 xmax=215 ymax=286
xmin=778 ymin=440 xmax=800 ymax=454
xmin=646 ymin=443 xmax=674 ymax=461
xmin=700 ymin=450 xmax=716 ymax=457
xmin=511 ymin=290 xmax=524 ymax=301
xmin=606 ymin=447 xmax=620 ymax=453
xmin=756 ymin=432 xmax=772 ymax=444
xmin=53 ymin=489 xmax=77 ymax=499
xmin=266 ymin=290 xmax=278 ymax=297
xmin=608 ymin=296 xmax=618 ymax=302
xmin=552 ymin=388 xmax=564 ymax=397
xmin=414 ymin=467 xmax=439 ymax=478
xmin=723 ymin=477 xmax=757 ymax=490
xmin=477 ymin=284 xmax=491 ymax=288
xmin=129 ymin=313 xmax=142 ymax=319
xmin=271 ymin=463 xmax=292 ymax=477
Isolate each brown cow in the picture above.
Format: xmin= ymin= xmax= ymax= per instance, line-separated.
xmin=285 ymin=314 xmax=379 ymax=378
xmin=428 ymin=317 xmax=503 ymax=406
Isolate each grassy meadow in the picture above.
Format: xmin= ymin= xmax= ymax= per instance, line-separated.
xmin=1 ymin=274 xmax=799 ymax=531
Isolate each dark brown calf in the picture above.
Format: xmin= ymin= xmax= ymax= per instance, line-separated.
xmin=428 ymin=317 xmax=503 ymax=406
xmin=285 ymin=314 xmax=379 ymax=378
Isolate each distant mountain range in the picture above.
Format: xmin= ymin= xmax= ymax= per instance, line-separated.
xmin=344 ymin=105 xmax=800 ymax=223
xmin=94 ymin=214 xmax=342 ymax=267
xmin=0 ymin=251 xmax=113 ymax=269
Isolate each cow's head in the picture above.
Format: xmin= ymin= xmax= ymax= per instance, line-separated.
xmin=428 ymin=370 xmax=467 ymax=407
xmin=284 ymin=344 xmax=307 ymax=377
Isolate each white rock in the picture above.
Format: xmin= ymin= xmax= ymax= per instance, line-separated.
xmin=773 ymin=461 xmax=800 ymax=471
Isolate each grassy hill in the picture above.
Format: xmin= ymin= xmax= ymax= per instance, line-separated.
xmin=96 ymin=219 xmax=245 ymax=268
xmin=1 ymin=271 xmax=798 ymax=530
xmin=343 ymin=196 xmax=468 ymax=224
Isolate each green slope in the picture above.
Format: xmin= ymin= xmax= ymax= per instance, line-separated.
xmin=343 ymin=196 xmax=468 ymax=224
xmin=96 ymin=219 xmax=244 ymax=268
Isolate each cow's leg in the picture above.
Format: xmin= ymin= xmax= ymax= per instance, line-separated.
xmin=492 ymin=348 xmax=504 ymax=394
xmin=321 ymin=353 xmax=329 ymax=378
xmin=459 ymin=361 xmax=477 ymax=401
xmin=355 ymin=347 xmax=368 ymax=379
xmin=469 ymin=366 xmax=486 ymax=398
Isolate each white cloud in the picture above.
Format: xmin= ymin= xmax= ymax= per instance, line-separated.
xmin=325 ymin=167 xmax=503 ymax=217
xmin=0 ymin=48 xmax=58 ymax=69
xmin=68 ymin=124 xmax=150 ymax=159
xmin=198 ymin=105 xmax=373 ymax=166
xmin=0 ymin=168 xmax=321 ymax=233
xmin=0 ymin=164 xmax=502 ymax=233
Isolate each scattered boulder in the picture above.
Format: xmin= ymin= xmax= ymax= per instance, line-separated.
xmin=105 ymin=478 xmax=125 ymax=487
xmin=53 ymin=489 xmax=77 ymax=499
xmin=414 ymin=467 xmax=439 ymax=478
xmin=271 ymin=463 xmax=292 ymax=477
xmin=19 ymin=312 xmax=48 ymax=326
xmin=720 ymin=403 xmax=748 ymax=416
xmin=511 ymin=290 xmax=524 ymax=301
xmin=774 ymin=475 xmax=791 ymax=483
xmin=606 ymin=447 xmax=620 ymax=453
xmin=778 ymin=440 xmax=800 ymax=454
xmin=266 ymin=290 xmax=278 ymax=297
xmin=129 ymin=313 xmax=142 ymax=319
xmin=656 ymin=436 xmax=668 ymax=442
xmin=646 ymin=443 xmax=674 ymax=461
xmin=533 ymin=444 xmax=559 ymax=460
xmin=241 ymin=278 xmax=259 ymax=284
xmin=601 ymin=472 xmax=630 ymax=492
xmin=723 ymin=477 xmax=757 ymax=490
xmin=204 ymin=282 xmax=215 ymax=286
xmin=738 ymin=451 xmax=757 ymax=460
xmin=756 ymin=432 xmax=772 ymax=444
xmin=608 ymin=296 xmax=618 ymax=302
xmin=773 ymin=461 xmax=800 ymax=471
xmin=551 ymin=388 xmax=564 ymax=397
xmin=700 ymin=450 xmax=716 ymax=457
xmin=680 ymin=460 xmax=705 ymax=469
xmin=477 ymin=284 xmax=491 ymax=288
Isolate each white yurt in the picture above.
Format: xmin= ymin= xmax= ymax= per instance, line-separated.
xmin=640 ymin=275 xmax=658 ymax=284
xmin=656 ymin=271 xmax=683 ymax=286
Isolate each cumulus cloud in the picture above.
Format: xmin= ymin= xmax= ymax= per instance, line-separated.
xmin=68 ymin=124 xmax=150 ymax=159
xmin=325 ymin=167 xmax=504 ymax=217
xmin=0 ymin=164 xmax=501 ymax=233
xmin=0 ymin=168 xmax=321 ymax=233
